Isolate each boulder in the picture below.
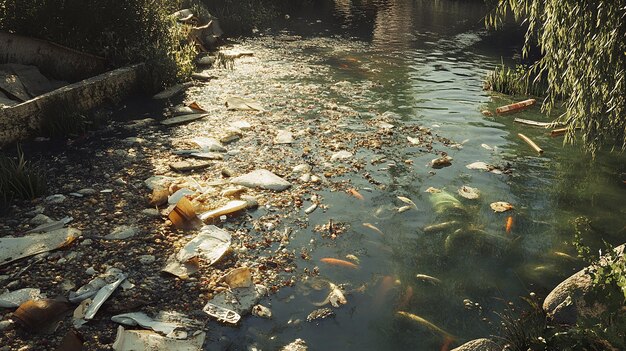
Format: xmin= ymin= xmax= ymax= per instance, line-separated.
xmin=451 ymin=338 xmax=499 ymax=351
xmin=543 ymin=244 xmax=624 ymax=324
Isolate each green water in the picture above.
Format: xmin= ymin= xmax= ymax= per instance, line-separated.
xmin=192 ymin=1 xmax=626 ymax=349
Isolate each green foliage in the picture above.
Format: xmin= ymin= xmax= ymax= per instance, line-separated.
xmin=496 ymin=296 xmax=547 ymax=350
xmin=0 ymin=0 xmax=197 ymax=89
xmin=0 ymin=146 xmax=46 ymax=212
xmin=200 ymin=0 xmax=280 ymax=35
xmin=487 ymin=0 xmax=626 ymax=155
xmin=484 ymin=61 xmax=548 ymax=97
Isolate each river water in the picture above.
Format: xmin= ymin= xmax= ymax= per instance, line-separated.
xmin=186 ymin=0 xmax=626 ymax=349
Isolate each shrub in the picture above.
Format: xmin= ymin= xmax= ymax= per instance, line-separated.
xmin=0 ymin=146 xmax=46 ymax=212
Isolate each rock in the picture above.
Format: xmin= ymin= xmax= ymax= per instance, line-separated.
xmin=169 ymin=161 xmax=211 ymax=172
xmin=280 ymin=339 xmax=308 ymax=351
xmin=451 ymin=338 xmax=499 ymax=351
xmin=46 ymin=194 xmax=66 ymax=204
xmin=141 ymin=208 xmax=160 ymax=217
xmin=543 ymin=244 xmax=625 ymax=324
xmin=230 ymin=120 xmax=252 ymax=130
xmin=191 ymin=137 xmax=227 ymax=152
xmin=251 ymin=304 xmax=272 ymax=319
xmin=330 ymin=150 xmax=353 ymax=162
xmin=219 ymin=130 xmax=242 ymax=144
xmin=274 ymin=130 xmax=294 ymax=144
xmin=30 ymin=214 xmax=52 ymax=225
xmin=0 ymin=320 xmax=14 ymax=331
xmin=161 ymin=113 xmax=208 ymax=126
xmin=431 ymin=155 xmax=453 ymax=169
xmin=240 ymin=195 xmax=259 ymax=209
xmin=292 ymin=164 xmax=311 ymax=174
xmin=231 ymin=169 xmax=291 ymax=191
xmin=139 ymin=255 xmax=156 ymax=264
xmin=85 ymin=267 xmax=96 ymax=275
xmin=105 ymin=225 xmax=140 ymax=240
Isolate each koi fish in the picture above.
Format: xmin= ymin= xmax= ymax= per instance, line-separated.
xmin=320 ymin=258 xmax=359 ymax=269
xmin=415 ymin=274 xmax=442 ymax=285
xmin=397 ymin=286 xmax=413 ymax=310
xmin=347 ymin=188 xmax=365 ymax=200
xmin=505 ymin=216 xmax=513 ymax=233
xmin=440 ymin=336 xmax=454 ymax=351
xmin=397 ymin=196 xmax=417 ymax=209
xmin=396 ymin=311 xmax=455 ymax=340
xmin=363 ymin=223 xmax=385 ymax=236
xmin=374 ymin=275 xmax=396 ymax=306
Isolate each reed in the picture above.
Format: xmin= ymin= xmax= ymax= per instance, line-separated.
xmin=484 ymin=62 xmax=548 ymax=97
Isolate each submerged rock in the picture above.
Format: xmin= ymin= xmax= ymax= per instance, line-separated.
xmin=280 ymin=339 xmax=308 ymax=351
xmin=451 ymin=338 xmax=499 ymax=351
xmin=231 ymin=169 xmax=291 ymax=191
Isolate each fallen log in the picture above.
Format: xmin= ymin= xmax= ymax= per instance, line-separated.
xmin=496 ymin=99 xmax=535 ymax=114
xmin=514 ymin=118 xmax=552 ymax=128
xmin=518 ymin=133 xmax=543 ymax=154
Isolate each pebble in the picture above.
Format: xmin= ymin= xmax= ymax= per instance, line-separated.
xmin=30 ymin=213 xmax=52 ymax=225
xmin=0 ymin=320 xmax=13 ymax=331
xmin=81 ymin=239 xmax=93 ymax=246
xmin=139 ymin=255 xmax=156 ymax=264
xmin=45 ymin=194 xmax=66 ymax=204
xmin=292 ymin=164 xmax=311 ymax=173
xmin=105 ymin=225 xmax=140 ymax=240
xmin=78 ymin=188 xmax=97 ymax=195
xmin=141 ymin=208 xmax=160 ymax=217
xmin=274 ymin=130 xmax=294 ymax=144
xmin=86 ymin=267 xmax=96 ymax=275
xmin=330 ymin=150 xmax=353 ymax=162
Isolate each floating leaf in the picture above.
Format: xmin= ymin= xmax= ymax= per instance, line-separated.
xmin=458 ymin=186 xmax=480 ymax=200
xmin=490 ymin=201 xmax=514 ymax=212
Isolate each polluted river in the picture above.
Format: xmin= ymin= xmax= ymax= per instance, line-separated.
xmin=1 ymin=0 xmax=626 ymax=350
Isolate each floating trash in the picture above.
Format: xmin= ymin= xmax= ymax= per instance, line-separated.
xmin=458 ymin=186 xmax=480 ymax=200
xmin=490 ymin=201 xmax=514 ymax=212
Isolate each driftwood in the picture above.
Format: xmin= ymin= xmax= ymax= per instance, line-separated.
xmin=496 ymin=99 xmax=535 ymax=114
xmin=518 ymin=133 xmax=543 ymax=154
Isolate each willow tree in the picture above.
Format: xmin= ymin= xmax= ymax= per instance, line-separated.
xmin=489 ymin=1 xmax=626 ymax=155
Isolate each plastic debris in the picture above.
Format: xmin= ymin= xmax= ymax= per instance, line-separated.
xmin=204 ymin=284 xmax=267 ymax=323
xmin=81 ymin=272 xmax=127 ymax=321
xmin=176 ymin=225 xmax=231 ymax=264
xmin=220 ymin=267 xmax=252 ymax=289
xmin=274 ymin=130 xmax=294 ymax=144
xmin=231 ymin=169 xmax=291 ymax=191
xmin=225 ymin=96 xmax=265 ymax=111
xmin=0 ymin=228 xmax=80 ymax=267
xmin=13 ymin=299 xmax=72 ymax=333
xmin=112 ymin=326 xmax=205 ymax=351
xmin=330 ymin=150 xmax=353 ymax=161
xmin=202 ymin=302 xmax=241 ymax=324
xmin=69 ymin=268 xmax=126 ymax=303
xmin=490 ymin=202 xmax=514 ymax=212
xmin=465 ymin=161 xmax=490 ymax=170
xmin=168 ymin=197 xmax=202 ymax=230
xmin=190 ymin=137 xmax=227 ymax=152
xmin=458 ymin=186 xmax=480 ymax=200
xmin=199 ymin=200 xmax=248 ymax=221
xmin=0 ymin=288 xmax=41 ymax=308
xmin=111 ymin=312 xmax=182 ymax=336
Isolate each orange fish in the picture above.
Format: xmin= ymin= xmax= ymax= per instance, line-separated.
xmin=374 ymin=276 xmax=396 ymax=307
xmin=505 ymin=216 xmax=513 ymax=233
xmin=347 ymin=188 xmax=365 ymax=200
xmin=440 ymin=336 xmax=454 ymax=351
xmin=397 ymin=286 xmax=413 ymax=310
xmin=320 ymin=258 xmax=359 ymax=269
